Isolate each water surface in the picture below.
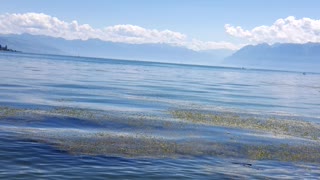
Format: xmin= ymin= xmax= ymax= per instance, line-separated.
xmin=0 ymin=52 xmax=319 ymax=179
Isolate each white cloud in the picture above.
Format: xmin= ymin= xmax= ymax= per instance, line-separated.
xmin=0 ymin=12 xmax=241 ymax=50
xmin=225 ymin=16 xmax=320 ymax=44
xmin=0 ymin=13 xmax=98 ymax=40
xmin=102 ymin=24 xmax=187 ymax=44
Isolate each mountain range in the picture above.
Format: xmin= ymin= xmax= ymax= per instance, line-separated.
xmin=0 ymin=33 xmax=319 ymax=72
xmin=225 ymin=43 xmax=320 ymax=72
xmin=0 ymin=34 xmax=233 ymax=66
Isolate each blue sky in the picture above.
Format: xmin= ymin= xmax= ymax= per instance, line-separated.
xmin=1 ymin=0 xmax=320 ymax=50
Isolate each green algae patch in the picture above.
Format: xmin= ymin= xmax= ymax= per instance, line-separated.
xmin=23 ymin=131 xmax=180 ymax=158
xmin=2 ymin=105 xmax=320 ymax=162
xmin=22 ymin=129 xmax=320 ymax=162
xmin=0 ymin=106 xmax=178 ymax=131
xmin=63 ymin=140 xmax=320 ymax=162
xmin=245 ymin=144 xmax=320 ymax=162
xmin=52 ymin=107 xmax=95 ymax=118
xmin=0 ymin=106 xmax=46 ymax=124
xmin=0 ymin=106 xmax=26 ymax=118
xmin=65 ymin=136 xmax=178 ymax=157
xmin=169 ymin=109 xmax=320 ymax=140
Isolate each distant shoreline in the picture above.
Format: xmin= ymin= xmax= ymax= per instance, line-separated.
xmin=0 ymin=45 xmax=19 ymax=52
xmin=0 ymin=49 xmax=19 ymax=52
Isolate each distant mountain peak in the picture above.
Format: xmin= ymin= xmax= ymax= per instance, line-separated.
xmin=224 ymin=42 xmax=320 ymax=72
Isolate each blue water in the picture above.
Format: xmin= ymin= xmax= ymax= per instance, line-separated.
xmin=0 ymin=52 xmax=320 ymax=179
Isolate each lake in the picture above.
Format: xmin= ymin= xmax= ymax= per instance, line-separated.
xmin=0 ymin=52 xmax=320 ymax=179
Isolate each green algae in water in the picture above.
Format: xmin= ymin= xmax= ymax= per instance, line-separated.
xmin=169 ymin=109 xmax=320 ymax=140
xmin=21 ymin=129 xmax=320 ymax=162
xmin=2 ymin=106 xmax=320 ymax=162
xmin=0 ymin=106 xmax=26 ymax=118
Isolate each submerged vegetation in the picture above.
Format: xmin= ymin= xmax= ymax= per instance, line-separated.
xmin=1 ymin=105 xmax=320 ymax=162
xmin=23 ymin=130 xmax=320 ymax=162
xmin=169 ymin=109 xmax=320 ymax=140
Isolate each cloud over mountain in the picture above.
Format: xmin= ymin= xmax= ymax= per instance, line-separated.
xmin=0 ymin=12 xmax=240 ymax=51
xmin=225 ymin=16 xmax=320 ymax=44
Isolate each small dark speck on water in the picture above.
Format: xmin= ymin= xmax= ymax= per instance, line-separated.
xmin=232 ymin=162 xmax=253 ymax=167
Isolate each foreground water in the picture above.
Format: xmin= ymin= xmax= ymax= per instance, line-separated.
xmin=0 ymin=52 xmax=320 ymax=179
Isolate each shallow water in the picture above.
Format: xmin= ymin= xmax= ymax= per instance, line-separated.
xmin=0 ymin=52 xmax=320 ymax=179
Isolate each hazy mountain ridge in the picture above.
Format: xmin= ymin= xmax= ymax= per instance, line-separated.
xmin=229 ymin=43 xmax=320 ymax=59
xmin=225 ymin=43 xmax=320 ymax=72
xmin=1 ymin=34 xmax=319 ymax=72
xmin=0 ymin=34 xmax=234 ymax=65
xmin=0 ymin=34 xmax=65 ymax=55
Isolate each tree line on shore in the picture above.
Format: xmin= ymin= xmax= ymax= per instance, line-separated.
xmin=0 ymin=44 xmax=18 ymax=52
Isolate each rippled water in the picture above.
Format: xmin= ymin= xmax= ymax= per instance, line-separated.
xmin=0 ymin=52 xmax=320 ymax=179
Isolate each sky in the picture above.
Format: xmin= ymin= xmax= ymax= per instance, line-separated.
xmin=0 ymin=0 xmax=320 ymax=51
